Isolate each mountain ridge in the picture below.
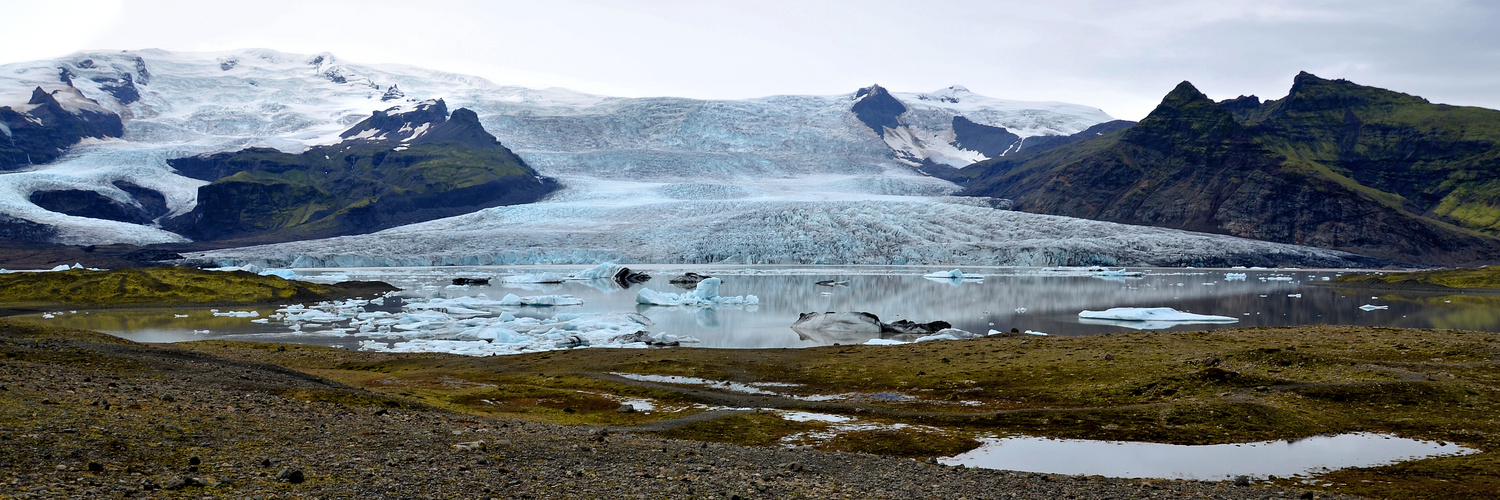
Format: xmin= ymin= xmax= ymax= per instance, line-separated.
xmin=161 ymin=98 xmax=557 ymax=244
xmin=956 ymin=74 xmax=1500 ymax=266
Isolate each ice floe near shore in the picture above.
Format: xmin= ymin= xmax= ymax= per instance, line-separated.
xmin=636 ymin=277 xmax=758 ymax=307
xmin=1078 ymin=307 xmax=1238 ymax=322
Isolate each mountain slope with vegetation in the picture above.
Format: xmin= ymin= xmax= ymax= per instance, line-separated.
xmin=163 ymin=99 xmax=557 ymax=244
xmin=957 ymin=73 xmax=1500 ymax=266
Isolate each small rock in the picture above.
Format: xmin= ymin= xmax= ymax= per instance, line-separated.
xmin=454 ymin=440 xmax=487 ymax=451
xmin=87 ymin=462 xmax=103 ymax=472
xmin=160 ymin=394 xmax=175 ymax=402
xmin=163 ymin=476 xmax=201 ymax=490
xmin=1233 ymin=475 xmax=1251 ymax=486
xmin=374 ymin=408 xmax=389 ymax=416
xmin=188 ymin=456 xmax=201 ymax=466
xmin=616 ymin=404 xmax=636 ymax=413
xmin=260 ymin=458 xmax=272 ymax=467
xmin=276 ymin=468 xmax=305 ymax=484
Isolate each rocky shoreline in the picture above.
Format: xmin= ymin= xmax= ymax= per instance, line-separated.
xmin=0 ymin=321 xmax=1350 ymax=499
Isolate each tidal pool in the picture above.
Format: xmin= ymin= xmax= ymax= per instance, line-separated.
xmin=939 ymin=433 xmax=1477 ymax=480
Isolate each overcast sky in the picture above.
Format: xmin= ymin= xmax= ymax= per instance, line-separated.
xmin=2 ymin=0 xmax=1496 ymax=120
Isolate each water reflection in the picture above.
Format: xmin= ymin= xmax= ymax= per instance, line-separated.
xmin=939 ymin=433 xmax=1476 ymax=480
xmin=17 ymin=266 xmax=1500 ymax=349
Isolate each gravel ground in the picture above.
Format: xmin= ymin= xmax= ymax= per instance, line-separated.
xmin=0 ymin=323 xmax=1356 ymax=499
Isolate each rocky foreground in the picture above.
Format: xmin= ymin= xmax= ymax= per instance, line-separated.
xmin=0 ymin=320 xmax=1344 ymax=499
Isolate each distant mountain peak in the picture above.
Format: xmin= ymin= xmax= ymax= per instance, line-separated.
xmin=1283 ymin=70 xmax=1428 ymax=112
xmin=338 ymin=99 xmax=449 ymax=144
xmin=850 ymin=84 xmax=906 ymax=137
xmin=1126 ymin=80 xmax=1244 ymax=150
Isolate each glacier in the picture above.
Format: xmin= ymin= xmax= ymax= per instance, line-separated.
xmin=0 ymin=49 xmax=1373 ymax=268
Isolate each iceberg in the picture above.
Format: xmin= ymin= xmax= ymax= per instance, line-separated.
xmin=924 ymin=269 xmax=983 ymax=281
xmin=500 ymin=273 xmax=567 ymax=284
xmin=1359 ymin=304 xmax=1388 ymax=311
xmin=497 ymin=293 xmax=584 ymax=306
xmin=569 ymin=262 xmax=623 ymax=280
xmin=636 ymin=278 xmax=758 ymax=307
xmin=1078 ymin=307 xmax=1238 ymax=323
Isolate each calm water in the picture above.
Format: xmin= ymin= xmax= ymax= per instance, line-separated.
xmin=20 ymin=265 xmax=1500 ymax=349
xmin=939 ymin=433 xmax=1477 ymax=480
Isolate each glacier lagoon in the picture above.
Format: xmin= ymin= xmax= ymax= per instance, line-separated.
xmin=20 ymin=265 xmax=1500 ymax=353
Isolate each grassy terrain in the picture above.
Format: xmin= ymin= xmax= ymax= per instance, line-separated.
xmin=1332 ymin=266 xmax=1500 ymax=291
xmin=0 ymin=266 xmax=393 ymax=310
xmin=956 ymin=73 xmax=1500 ymax=266
xmin=178 ymin=324 xmax=1500 ymax=499
xmin=162 ymin=107 xmax=557 ymax=244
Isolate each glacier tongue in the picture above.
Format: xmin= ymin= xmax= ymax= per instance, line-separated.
xmin=194 ymin=188 xmax=1365 ymax=268
xmin=0 ymin=49 xmax=1368 ymax=268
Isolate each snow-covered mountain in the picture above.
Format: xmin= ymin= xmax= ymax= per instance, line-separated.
xmin=0 ymin=49 xmax=1373 ymax=267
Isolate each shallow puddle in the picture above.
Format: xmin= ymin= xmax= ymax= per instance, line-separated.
xmin=939 ymin=433 xmax=1477 ymax=480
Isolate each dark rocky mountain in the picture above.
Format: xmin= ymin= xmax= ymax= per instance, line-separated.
xmin=851 ymin=84 xmax=907 ymax=137
xmin=956 ymin=74 xmax=1500 ymax=266
xmin=163 ymin=99 xmax=558 ymax=244
xmin=948 ymin=117 xmax=1136 ymax=159
xmin=0 ymin=86 xmax=123 ymax=170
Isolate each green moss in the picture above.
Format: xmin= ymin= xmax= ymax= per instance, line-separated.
xmin=655 ymin=412 xmax=823 ymax=447
xmin=817 ymin=428 xmax=980 ymax=458
xmin=1333 ymin=266 xmax=1500 ymax=290
xmin=0 ymin=266 xmax=389 ymax=308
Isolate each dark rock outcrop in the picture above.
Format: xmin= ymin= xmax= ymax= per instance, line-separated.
xmin=0 ymin=87 xmax=124 ymax=170
xmin=851 ymin=84 xmax=907 ymax=137
xmin=950 ymin=116 xmax=1021 ymax=157
xmin=957 ymin=75 xmax=1500 ymax=266
xmin=164 ymin=99 xmax=558 ymax=244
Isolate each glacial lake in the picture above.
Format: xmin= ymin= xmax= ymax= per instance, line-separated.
xmin=19 ymin=265 xmax=1500 ymax=352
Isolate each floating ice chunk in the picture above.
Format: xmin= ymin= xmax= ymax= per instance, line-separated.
xmin=925 ymin=269 xmax=971 ymax=279
xmin=569 ymin=262 xmax=623 ymax=280
xmin=1224 ymin=273 xmax=1247 ymax=281
xmin=1359 ymin=304 xmax=1388 ymax=311
xmin=261 ymin=269 xmax=298 ymax=280
xmin=212 ymin=310 xmax=260 ymax=318
xmin=1024 ymin=330 xmax=1049 ymax=336
xmin=1092 ymin=268 xmax=1143 ymax=277
xmin=636 ymin=277 xmax=758 ymax=306
xmin=1014 ymin=307 xmax=1028 ymax=314
xmin=495 ymin=293 xmax=584 ymax=306
xmin=910 ymin=328 xmax=981 ymax=343
xmin=501 ymin=273 xmax=567 ymax=284
xmin=1288 ymin=294 xmax=1302 ymax=298
xmin=1078 ymin=307 xmax=1237 ymax=323
xmin=173 ymin=314 xmax=189 ymax=318
xmin=864 ymin=338 xmax=909 ymax=345
xmin=251 ymin=318 xmax=270 ymax=324
xmin=48 ymin=264 xmax=71 ymax=272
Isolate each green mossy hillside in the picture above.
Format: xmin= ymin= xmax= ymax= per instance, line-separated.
xmin=163 ymin=105 xmax=557 ymax=244
xmin=0 ymin=266 xmax=394 ymax=309
xmin=1333 ymin=266 xmax=1500 ymax=290
xmin=958 ymin=73 xmax=1500 ymax=266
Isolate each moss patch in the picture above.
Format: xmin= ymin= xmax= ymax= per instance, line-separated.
xmin=655 ymin=412 xmax=823 ymax=447
xmin=0 ymin=266 xmax=394 ymax=310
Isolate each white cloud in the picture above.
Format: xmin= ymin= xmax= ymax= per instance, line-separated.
xmin=1 ymin=0 xmax=1497 ymax=120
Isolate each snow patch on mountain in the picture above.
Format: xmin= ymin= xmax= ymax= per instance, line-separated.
xmin=0 ymin=49 xmax=1364 ymax=270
